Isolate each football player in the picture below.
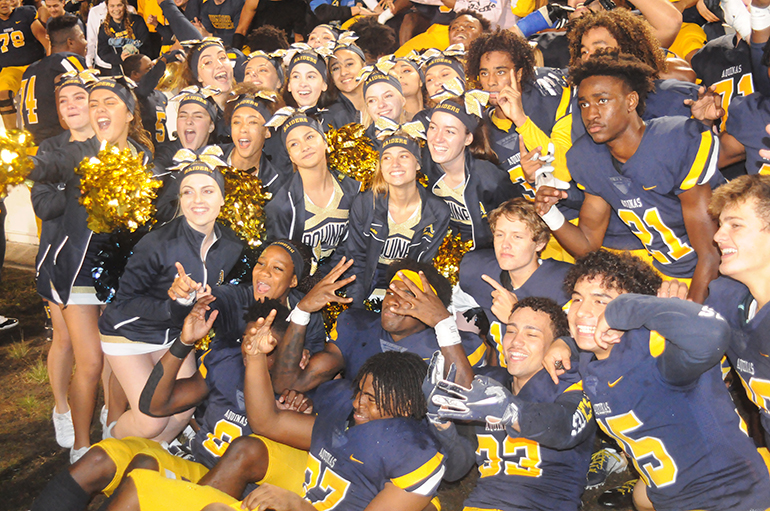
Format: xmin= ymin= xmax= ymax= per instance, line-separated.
xmin=536 ymin=51 xmax=722 ymax=303
xmin=270 ymin=258 xmax=488 ymax=394
xmin=0 ymin=0 xmax=49 ymax=129
xmin=546 ymin=250 xmax=770 ymax=511
xmin=20 ymin=14 xmax=86 ymax=144
xmin=429 ymin=297 xmax=595 ymax=511
xmin=455 ymin=198 xmax=571 ymax=366
xmin=706 ymin=174 xmax=770 ymax=444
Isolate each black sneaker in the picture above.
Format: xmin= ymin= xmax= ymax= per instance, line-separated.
xmin=0 ymin=315 xmax=19 ymax=330
xmin=598 ymin=478 xmax=638 ymax=508
xmin=585 ymin=447 xmax=628 ymax=489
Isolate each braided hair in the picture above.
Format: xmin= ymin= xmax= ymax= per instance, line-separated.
xmin=352 ymin=351 xmax=428 ymax=420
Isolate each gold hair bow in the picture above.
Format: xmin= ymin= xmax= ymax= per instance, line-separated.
xmin=60 ymin=68 xmax=101 ymax=85
xmin=264 ymin=106 xmax=312 ymax=129
xmin=463 ymin=90 xmax=490 ymax=118
xmin=420 ymin=44 xmax=465 ymax=68
xmin=430 ymin=77 xmax=466 ymax=101
xmin=170 ymin=85 xmax=221 ymax=102
xmin=170 ymin=145 xmax=227 ymax=171
xmin=356 ymin=55 xmax=398 ymax=83
xmin=180 ymin=37 xmax=223 ymax=49
xmin=374 ymin=116 xmax=426 ymax=140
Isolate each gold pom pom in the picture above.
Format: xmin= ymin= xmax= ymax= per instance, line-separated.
xmin=76 ymin=145 xmax=161 ymax=233
xmin=432 ymin=230 xmax=473 ymax=286
xmin=325 ymin=123 xmax=379 ymax=190
xmin=219 ymin=166 xmax=270 ymax=247
xmin=322 ymin=302 xmax=350 ymax=336
xmin=195 ymin=329 xmax=214 ymax=351
xmin=0 ymin=128 xmax=35 ymax=199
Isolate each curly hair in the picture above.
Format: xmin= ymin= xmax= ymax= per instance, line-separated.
xmin=349 ymin=17 xmax=398 ymax=62
xmin=563 ymin=249 xmax=661 ymax=297
xmin=451 ymin=9 xmax=491 ymax=33
xmin=385 ymin=258 xmax=453 ymax=308
xmin=352 ymin=351 xmax=428 ymax=420
xmin=569 ymin=49 xmax=655 ymax=116
xmin=566 ymin=8 xmax=667 ymax=75
xmin=709 ymin=174 xmax=770 ymax=229
xmin=511 ymin=296 xmax=570 ymax=339
xmin=129 ymin=100 xmax=154 ymax=156
xmin=466 ymin=29 xmax=535 ymax=87
xmin=245 ymin=25 xmax=290 ymax=53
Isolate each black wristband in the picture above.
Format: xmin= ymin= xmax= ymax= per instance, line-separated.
xmin=169 ymin=337 xmax=195 ymax=359
xmin=231 ymin=32 xmax=245 ymax=50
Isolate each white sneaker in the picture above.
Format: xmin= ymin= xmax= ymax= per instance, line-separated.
xmin=52 ymin=408 xmax=75 ymax=448
xmin=0 ymin=315 xmax=18 ymax=330
xmin=70 ymin=445 xmax=90 ymax=464
xmin=100 ymin=405 xmax=108 ymax=430
xmin=102 ymin=420 xmax=117 ymax=440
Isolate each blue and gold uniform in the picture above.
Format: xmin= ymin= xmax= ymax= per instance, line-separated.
xmin=0 ymin=6 xmax=45 ymax=68
xmin=20 ymin=52 xmax=86 ymax=144
xmin=567 ymin=117 xmax=722 ymax=279
xmin=304 ymin=380 xmax=445 ymax=509
xmin=579 ymin=294 xmax=770 ymax=511
xmin=457 ymin=249 xmax=570 ymax=367
xmin=330 ymin=308 xmax=487 ymax=379
xmin=706 ymin=277 xmax=770 ymax=443
xmin=725 ymin=94 xmax=770 ymax=176
xmin=463 ymin=368 xmax=594 ymax=511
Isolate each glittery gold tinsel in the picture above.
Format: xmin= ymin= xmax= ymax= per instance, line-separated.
xmin=432 ymin=230 xmax=473 ymax=286
xmin=0 ymin=128 xmax=35 ymax=199
xmin=325 ymin=123 xmax=379 ymax=190
xmin=219 ymin=167 xmax=269 ymax=247
xmin=76 ymin=145 xmax=160 ymax=233
xmin=322 ymin=302 xmax=350 ymax=336
xmin=195 ymin=329 xmax=214 ymax=351
xmin=416 ymin=170 xmax=429 ymax=188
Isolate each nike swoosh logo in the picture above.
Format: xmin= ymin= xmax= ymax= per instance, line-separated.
xmin=608 ymin=376 xmax=623 ymax=388
xmin=643 ymin=186 xmax=656 ymax=191
xmin=350 ymin=454 xmax=364 ymax=464
xmin=760 ymin=352 xmax=769 ymax=358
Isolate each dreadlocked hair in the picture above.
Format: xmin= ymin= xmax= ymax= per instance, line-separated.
xmin=566 ymin=8 xmax=667 ymax=76
xmin=440 ymin=95 xmax=499 ymax=164
xmin=511 ymin=297 xmax=569 ymax=339
xmin=352 ymin=351 xmax=428 ymax=420
xmin=569 ymin=49 xmax=655 ymax=116
xmin=385 ymin=258 xmax=452 ymax=308
xmin=129 ymin=99 xmax=154 ymax=156
xmin=563 ymin=249 xmax=661 ymax=297
xmin=466 ymin=29 xmax=535 ymax=88
xmin=102 ymin=0 xmax=134 ymax=40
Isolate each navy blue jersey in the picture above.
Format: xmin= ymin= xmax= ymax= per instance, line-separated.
xmin=706 ymin=277 xmax=770 ymax=438
xmin=329 ymin=309 xmax=487 ymax=379
xmin=579 ymin=327 xmax=770 ymax=511
xmin=305 ymin=380 xmax=445 ymax=510
xmin=199 ymin=0 xmax=244 ymax=47
xmin=458 ymin=249 xmax=570 ymax=366
xmin=690 ymin=34 xmax=755 ymax=133
xmin=568 ymin=117 xmax=723 ymax=278
xmin=465 ymin=369 xmax=593 ymax=511
xmin=21 ymin=52 xmax=86 ymax=144
xmin=0 ymin=6 xmax=45 ymax=67
xmin=725 ymin=93 xmax=770 ymax=175
xmin=190 ymin=343 xmax=252 ymax=469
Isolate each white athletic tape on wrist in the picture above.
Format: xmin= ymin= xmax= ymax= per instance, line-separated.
xmin=752 ymin=5 xmax=770 ymax=31
xmin=434 ymin=316 xmax=462 ymax=347
xmin=540 ymin=206 xmax=565 ymax=231
xmin=378 ymin=8 xmax=394 ymax=24
xmin=288 ymin=306 xmax=311 ymax=326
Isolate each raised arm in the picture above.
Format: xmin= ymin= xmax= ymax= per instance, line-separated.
xmin=631 ymin=0 xmax=683 ymax=49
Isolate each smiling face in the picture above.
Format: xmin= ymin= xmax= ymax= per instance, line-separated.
xmin=330 ymin=49 xmax=364 ymax=94
xmin=380 ymin=146 xmax=418 ymax=189
xmin=107 ymin=0 xmax=125 ymax=21
xmin=502 ymin=307 xmax=554 ymax=388
xmin=89 ymin=88 xmax=132 ymax=146
xmin=179 ymin=173 xmax=224 ymax=234
xmin=285 ymin=125 xmax=327 ymax=171
xmin=251 ymin=245 xmax=298 ymax=303
xmin=493 ymin=215 xmax=545 ymax=274
xmin=448 ymin=14 xmax=483 ymax=47
xmin=424 ymin=64 xmax=462 ymax=99
xmin=0 ymin=0 xmax=12 ymax=18
xmin=568 ymin=276 xmax=622 ymax=359
xmin=580 ymin=27 xmax=618 ymax=61
xmin=365 ymin=81 xmax=405 ymax=122
xmin=714 ymin=198 xmax=770 ymax=285
xmin=577 ymin=74 xmax=636 ymax=145
xmin=176 ymin=102 xmax=214 ymax=150
xmin=244 ymin=56 xmax=281 ymax=91
xmin=479 ymin=51 xmax=516 ymax=107
xmin=380 ymin=280 xmax=426 ymax=340
xmin=307 ymin=25 xmax=336 ymax=49
xmin=197 ymin=45 xmax=233 ymax=94
xmin=427 ymin=110 xmax=471 ymax=168
xmin=231 ymin=106 xmax=268 ymax=163
xmin=288 ymin=62 xmax=327 ymax=108
xmin=352 ymin=374 xmax=392 ymax=425
xmin=58 ymin=85 xmax=91 ymax=132
xmin=394 ymin=61 xmax=421 ymax=99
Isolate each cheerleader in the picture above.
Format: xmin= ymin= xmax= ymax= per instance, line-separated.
xmin=394 ymin=53 xmax=426 ymax=122
xmin=239 ymin=50 xmax=284 ymax=92
xmin=282 ymin=48 xmax=333 ymax=112
xmin=344 ymin=131 xmax=450 ymax=307
xmin=98 ymin=161 xmax=242 ymax=443
xmin=30 ymin=75 xmax=155 ymax=463
xmin=306 ymin=24 xmax=338 ymax=49
xmin=422 ymin=49 xmax=466 ymax=103
xmin=263 ymin=111 xmax=361 ymax=274
xmin=425 ymin=95 xmax=519 ymax=249
xmin=324 ymin=36 xmax=367 ymax=129
xmin=360 ymin=69 xmax=406 ymax=151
